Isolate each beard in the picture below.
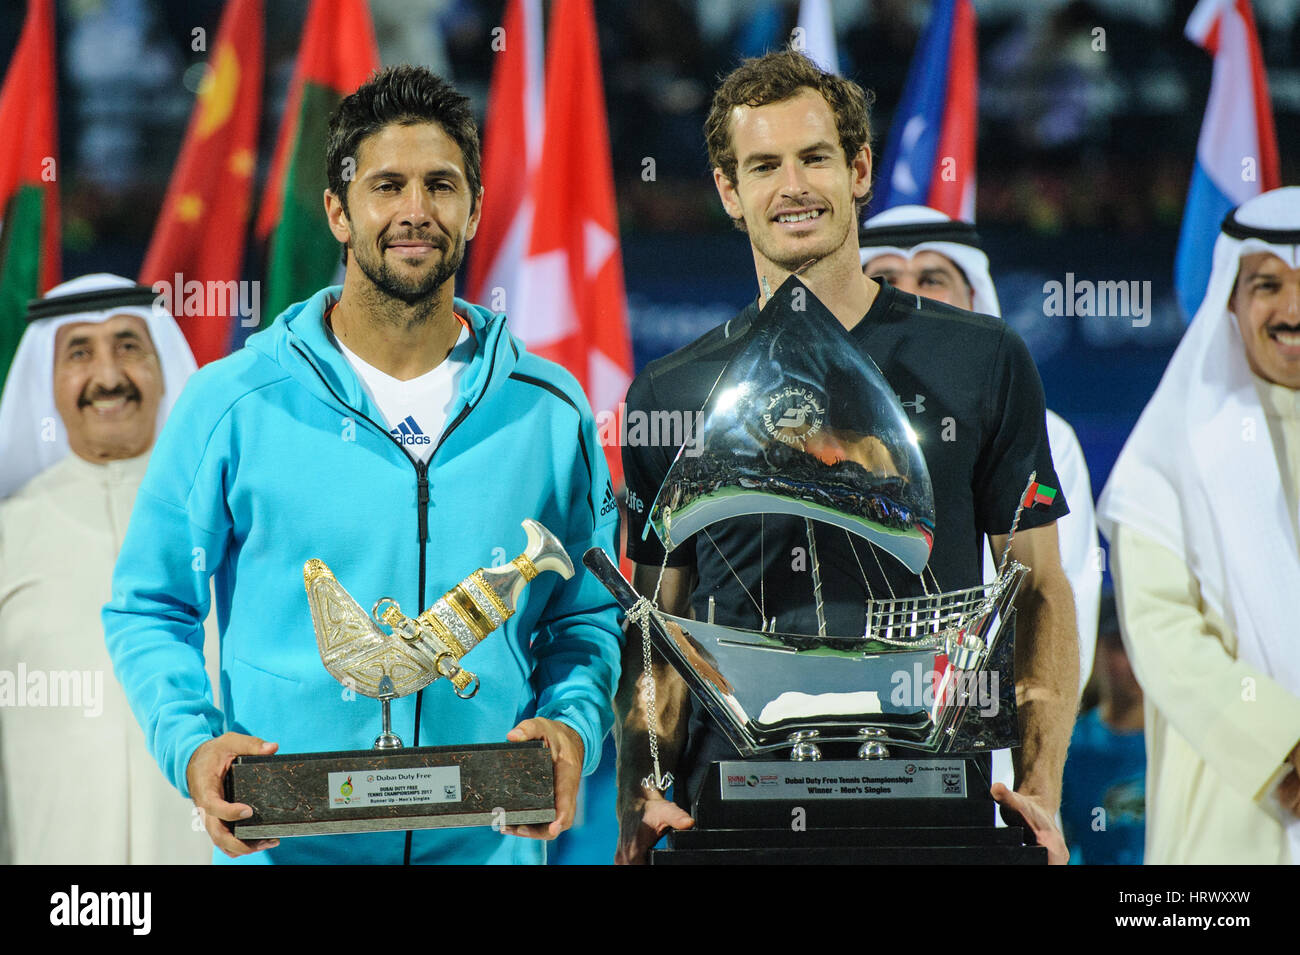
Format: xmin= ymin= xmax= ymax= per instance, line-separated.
xmin=747 ymin=203 xmax=854 ymax=274
xmin=351 ymin=229 xmax=467 ymax=305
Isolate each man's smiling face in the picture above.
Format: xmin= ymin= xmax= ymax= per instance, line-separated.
xmin=1231 ymin=252 xmax=1300 ymax=390
xmin=714 ymin=87 xmax=870 ymax=275
xmin=328 ymin=121 xmax=482 ymax=304
xmin=53 ymin=314 xmax=163 ymax=462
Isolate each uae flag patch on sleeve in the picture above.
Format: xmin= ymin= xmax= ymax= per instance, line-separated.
xmin=1022 ymin=482 xmax=1057 ymax=509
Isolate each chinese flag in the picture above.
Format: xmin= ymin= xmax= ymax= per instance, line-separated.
xmin=140 ymin=0 xmax=263 ymax=366
xmin=257 ymin=0 xmax=378 ymax=323
xmin=0 ymin=0 xmax=60 ymax=387
xmin=518 ymin=0 xmax=633 ymax=485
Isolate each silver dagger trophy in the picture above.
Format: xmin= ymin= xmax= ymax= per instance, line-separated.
xmin=304 ymin=519 xmax=574 ymax=749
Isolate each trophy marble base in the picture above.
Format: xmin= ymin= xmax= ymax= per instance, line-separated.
xmin=226 ymin=741 xmax=555 ymax=839
xmin=649 ymin=758 xmax=1047 ymax=865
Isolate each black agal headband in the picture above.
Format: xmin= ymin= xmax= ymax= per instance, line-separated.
xmin=857 ymin=218 xmax=983 ymax=250
xmin=25 ymin=284 xmax=158 ymax=324
xmin=1221 ymin=208 xmax=1300 ymax=244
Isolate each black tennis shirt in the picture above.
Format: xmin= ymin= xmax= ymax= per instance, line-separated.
xmin=621 ymin=280 xmax=1069 ymax=805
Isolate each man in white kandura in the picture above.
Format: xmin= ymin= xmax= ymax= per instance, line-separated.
xmin=1099 ymin=186 xmax=1300 ymax=864
xmin=0 ymin=273 xmax=216 ymax=864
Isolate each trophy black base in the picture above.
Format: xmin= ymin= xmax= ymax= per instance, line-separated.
xmin=651 ymin=826 xmax=1046 ymax=864
xmin=649 ymin=758 xmax=1047 ymax=865
xmin=226 ymin=741 xmax=555 ymax=839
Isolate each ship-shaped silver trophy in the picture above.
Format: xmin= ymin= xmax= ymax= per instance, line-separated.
xmin=583 ymin=276 xmax=1030 ymax=770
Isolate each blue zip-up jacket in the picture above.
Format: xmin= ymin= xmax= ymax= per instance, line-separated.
xmin=103 ymin=287 xmax=623 ymax=864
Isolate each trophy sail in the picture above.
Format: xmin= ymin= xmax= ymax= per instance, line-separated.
xmin=647 ymin=274 xmax=935 ymax=575
xmin=593 ymin=276 xmax=1031 ymax=763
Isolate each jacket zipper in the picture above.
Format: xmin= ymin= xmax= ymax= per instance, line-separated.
xmin=291 ymin=342 xmax=487 ymax=863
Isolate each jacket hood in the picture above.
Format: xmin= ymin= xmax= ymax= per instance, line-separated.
xmin=244 ymin=286 xmax=521 ymax=424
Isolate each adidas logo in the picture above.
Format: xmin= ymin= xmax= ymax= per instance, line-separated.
xmin=390 ymin=415 xmax=432 ymax=446
xmin=599 ymin=481 xmax=618 ymax=517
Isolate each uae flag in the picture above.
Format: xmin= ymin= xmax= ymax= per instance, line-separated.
xmin=465 ymin=0 xmax=545 ymax=312
xmin=1022 ymin=482 xmax=1058 ymax=509
xmin=140 ymin=0 xmax=263 ymax=366
xmin=256 ymin=0 xmax=378 ymax=324
xmin=517 ymin=0 xmax=633 ymax=484
xmin=0 ymin=0 xmax=60 ymax=386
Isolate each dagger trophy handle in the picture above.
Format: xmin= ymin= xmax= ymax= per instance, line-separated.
xmin=483 ymin=518 xmax=574 ymax=606
xmin=375 ymin=519 xmax=574 ymax=698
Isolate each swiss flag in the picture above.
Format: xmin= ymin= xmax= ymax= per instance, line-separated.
xmin=466 ymin=0 xmax=544 ymax=312
xmin=516 ymin=0 xmax=632 ymax=485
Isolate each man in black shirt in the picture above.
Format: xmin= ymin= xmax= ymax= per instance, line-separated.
xmin=614 ymin=50 xmax=1079 ymax=864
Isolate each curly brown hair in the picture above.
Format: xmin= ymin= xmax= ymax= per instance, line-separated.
xmin=704 ymin=50 xmax=875 ymax=216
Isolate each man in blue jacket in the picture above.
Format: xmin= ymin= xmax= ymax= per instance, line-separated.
xmin=103 ymin=65 xmax=623 ymax=865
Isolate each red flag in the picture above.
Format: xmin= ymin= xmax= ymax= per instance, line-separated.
xmin=466 ymin=0 xmax=544 ymax=311
xmin=0 ymin=0 xmax=60 ymax=386
xmin=871 ymin=0 xmax=977 ymax=221
xmin=518 ymin=0 xmax=633 ymax=484
xmin=257 ymin=0 xmax=378 ymax=321
xmin=140 ymin=0 xmax=263 ymax=366
xmin=927 ymin=0 xmax=976 ymax=220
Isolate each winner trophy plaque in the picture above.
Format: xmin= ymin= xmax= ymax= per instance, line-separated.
xmin=586 ymin=276 xmax=1047 ymax=863
xmin=227 ymin=519 xmax=571 ymax=839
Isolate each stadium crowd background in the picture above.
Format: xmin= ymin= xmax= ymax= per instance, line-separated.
xmin=8 ymin=0 xmax=1299 ymax=495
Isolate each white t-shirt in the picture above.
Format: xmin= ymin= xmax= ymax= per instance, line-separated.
xmin=336 ymin=325 xmax=473 ymax=465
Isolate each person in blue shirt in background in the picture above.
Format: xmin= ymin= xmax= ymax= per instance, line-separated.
xmin=1061 ymin=594 xmax=1146 ymax=864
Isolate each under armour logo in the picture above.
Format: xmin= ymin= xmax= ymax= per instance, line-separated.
xmin=900 ymin=394 xmax=926 ymax=414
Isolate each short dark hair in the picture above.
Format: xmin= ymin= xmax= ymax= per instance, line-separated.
xmin=704 ymin=50 xmax=874 ymax=217
xmin=326 ymin=65 xmax=482 ymax=218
